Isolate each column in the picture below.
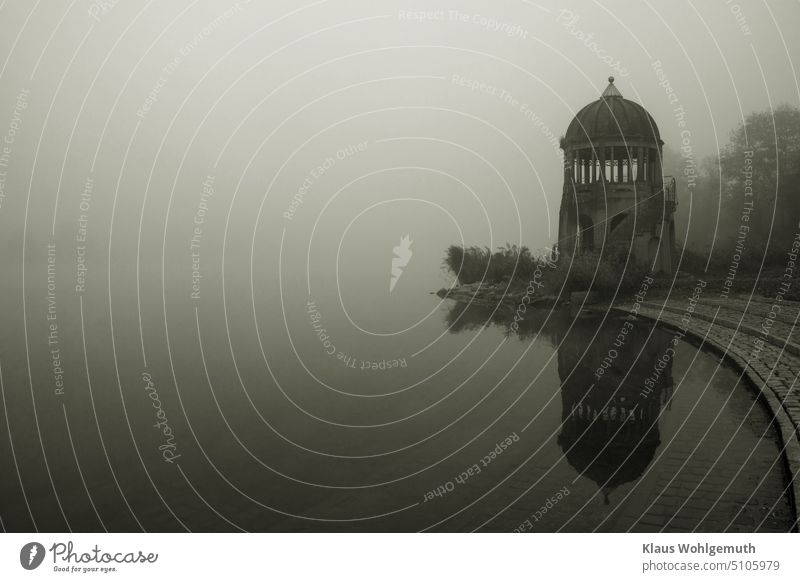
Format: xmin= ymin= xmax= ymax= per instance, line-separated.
xmin=655 ymin=147 xmax=663 ymax=181
xmin=573 ymin=151 xmax=578 ymax=182
xmin=599 ymin=143 xmax=605 ymax=183
xmin=609 ymin=146 xmax=615 ymax=182
xmin=637 ymin=146 xmax=644 ymax=181
xmin=584 ymin=152 xmax=590 ymax=183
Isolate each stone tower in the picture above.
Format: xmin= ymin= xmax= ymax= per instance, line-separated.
xmin=557 ymin=77 xmax=676 ymax=274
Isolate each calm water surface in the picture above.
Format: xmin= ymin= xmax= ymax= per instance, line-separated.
xmin=1 ymin=261 xmax=792 ymax=531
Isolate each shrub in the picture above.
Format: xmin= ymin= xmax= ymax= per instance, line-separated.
xmin=443 ymin=244 xmax=655 ymax=298
xmin=443 ymin=244 xmax=546 ymax=286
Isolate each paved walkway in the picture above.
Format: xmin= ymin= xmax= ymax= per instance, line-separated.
xmin=616 ymin=294 xmax=800 ymax=528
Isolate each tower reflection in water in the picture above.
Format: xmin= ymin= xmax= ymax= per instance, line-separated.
xmin=555 ymin=314 xmax=674 ymax=504
xmin=445 ymin=302 xmax=674 ymax=503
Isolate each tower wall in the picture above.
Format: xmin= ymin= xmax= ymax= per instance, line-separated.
xmin=556 ymin=79 xmax=676 ymax=275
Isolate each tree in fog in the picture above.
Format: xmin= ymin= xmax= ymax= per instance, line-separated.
xmin=674 ymin=104 xmax=800 ymax=268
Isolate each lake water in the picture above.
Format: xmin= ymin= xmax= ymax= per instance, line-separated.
xmin=1 ymin=248 xmax=793 ymax=531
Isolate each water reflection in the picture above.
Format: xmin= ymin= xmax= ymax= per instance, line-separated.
xmin=555 ymin=315 xmax=674 ymax=504
xmin=445 ymin=302 xmax=674 ymax=503
xmin=443 ymin=299 xmax=561 ymax=343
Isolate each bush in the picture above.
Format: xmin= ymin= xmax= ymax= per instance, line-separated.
xmin=443 ymin=244 xmax=655 ymax=298
xmin=443 ymin=244 xmax=546 ymax=286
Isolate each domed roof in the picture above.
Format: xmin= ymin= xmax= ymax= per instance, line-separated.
xmin=563 ymin=77 xmax=661 ymax=147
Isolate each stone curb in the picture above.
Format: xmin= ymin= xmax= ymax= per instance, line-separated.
xmin=641 ymin=300 xmax=800 ymax=359
xmin=613 ymin=305 xmax=800 ymax=532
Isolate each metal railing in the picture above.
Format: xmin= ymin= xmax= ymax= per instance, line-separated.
xmin=663 ymin=175 xmax=676 ymax=205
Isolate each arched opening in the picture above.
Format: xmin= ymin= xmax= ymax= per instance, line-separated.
xmin=648 ymin=237 xmax=661 ymax=270
xmin=609 ymin=213 xmax=628 ymax=236
xmin=579 ymin=214 xmax=595 ymax=252
xmin=669 ymin=220 xmax=675 ymax=249
xmin=559 ymin=207 xmax=579 ymax=256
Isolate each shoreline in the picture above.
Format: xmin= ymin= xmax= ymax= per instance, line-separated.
xmin=437 ymin=283 xmax=800 ymax=528
xmin=614 ymin=299 xmax=800 ymax=530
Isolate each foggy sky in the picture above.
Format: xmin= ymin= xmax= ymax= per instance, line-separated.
xmin=1 ymin=0 xmax=798 ymax=270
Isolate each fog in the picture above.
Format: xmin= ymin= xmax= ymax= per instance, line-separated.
xmin=1 ymin=1 xmax=797 ymax=266
xmin=1 ymin=0 xmax=799 ymax=533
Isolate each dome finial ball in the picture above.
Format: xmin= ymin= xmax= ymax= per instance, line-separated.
xmin=608 ymin=76 xmax=614 ymax=84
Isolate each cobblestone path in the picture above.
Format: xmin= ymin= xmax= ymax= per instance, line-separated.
xmin=616 ymin=294 xmax=800 ymax=531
